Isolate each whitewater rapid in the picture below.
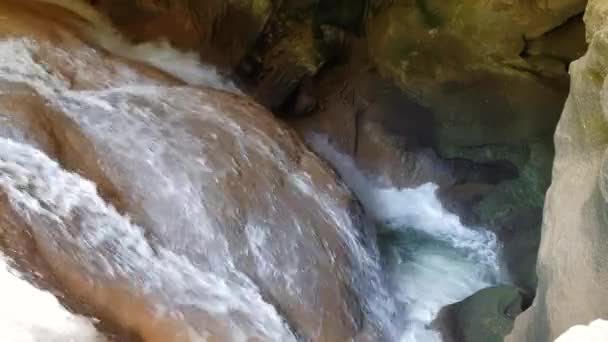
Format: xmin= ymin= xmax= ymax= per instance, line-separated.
xmin=309 ymin=135 xmax=503 ymax=341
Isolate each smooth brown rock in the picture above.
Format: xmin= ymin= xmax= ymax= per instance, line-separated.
xmin=0 ymin=1 xmax=379 ymax=341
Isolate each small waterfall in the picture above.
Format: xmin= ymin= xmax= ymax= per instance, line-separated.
xmin=0 ymin=6 xmax=398 ymax=338
xmin=0 ymin=2 xmax=503 ymax=341
xmin=308 ymin=134 xmax=503 ymax=342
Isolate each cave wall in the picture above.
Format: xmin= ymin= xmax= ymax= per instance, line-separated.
xmin=508 ymin=0 xmax=608 ymax=340
xmin=367 ymin=0 xmax=586 ymax=148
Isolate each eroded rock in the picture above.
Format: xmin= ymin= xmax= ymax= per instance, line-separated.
xmin=0 ymin=1 xmax=390 ymax=341
xmin=434 ymin=286 xmax=524 ymax=342
xmin=367 ymin=0 xmax=586 ymax=149
xmin=507 ymin=1 xmax=608 ymax=341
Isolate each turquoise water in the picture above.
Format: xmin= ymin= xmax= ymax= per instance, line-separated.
xmin=309 ymin=134 xmax=503 ymax=341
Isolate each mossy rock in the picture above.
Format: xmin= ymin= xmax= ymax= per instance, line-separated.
xmin=435 ymin=286 xmax=524 ymax=342
xmin=438 ymin=141 xmax=551 ymax=292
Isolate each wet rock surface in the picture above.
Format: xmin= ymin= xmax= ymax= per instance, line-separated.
xmin=434 ymin=286 xmax=524 ymax=342
xmin=87 ymin=1 xmax=584 ymax=244
xmin=508 ymin=0 xmax=608 ymax=340
xmin=4 ymin=1 xmax=601 ymax=341
xmin=0 ymin=1 xmax=393 ymax=341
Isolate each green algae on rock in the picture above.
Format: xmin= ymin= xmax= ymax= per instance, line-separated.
xmin=435 ymin=286 xmax=524 ymax=342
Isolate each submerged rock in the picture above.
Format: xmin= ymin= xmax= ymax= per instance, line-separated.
xmin=0 ymin=1 xmax=393 ymax=341
xmin=507 ymin=0 xmax=608 ymax=341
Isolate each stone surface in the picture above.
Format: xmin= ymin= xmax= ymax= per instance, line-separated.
xmin=438 ymin=142 xmax=551 ymax=293
xmin=290 ymin=50 xmax=454 ymax=189
xmin=434 ymin=286 xmax=524 ymax=342
xmin=507 ymin=1 xmax=608 ymax=341
xmin=498 ymin=208 xmax=543 ymax=295
xmin=367 ymin=0 xmax=586 ymax=149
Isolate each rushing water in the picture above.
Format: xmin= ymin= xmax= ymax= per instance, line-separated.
xmin=0 ymin=13 xmax=395 ymax=341
xmin=0 ymin=1 xmax=505 ymax=341
xmin=309 ymin=135 xmax=503 ymax=341
xmin=0 ymin=134 xmax=302 ymax=341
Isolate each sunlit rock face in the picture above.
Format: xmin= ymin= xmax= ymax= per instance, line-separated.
xmin=0 ymin=1 xmax=393 ymax=341
xmin=507 ymin=1 xmax=608 ymax=341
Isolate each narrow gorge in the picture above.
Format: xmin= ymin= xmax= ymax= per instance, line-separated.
xmin=0 ymin=0 xmax=606 ymax=342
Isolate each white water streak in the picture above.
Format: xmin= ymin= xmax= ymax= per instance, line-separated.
xmin=0 ymin=4 xmax=397 ymax=339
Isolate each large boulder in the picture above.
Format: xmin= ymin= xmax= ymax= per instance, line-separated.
xmin=367 ymin=0 xmax=586 ymax=148
xmin=434 ymin=286 xmax=524 ymax=342
xmin=0 ymin=1 xmax=391 ymax=341
xmin=507 ymin=1 xmax=608 ymax=341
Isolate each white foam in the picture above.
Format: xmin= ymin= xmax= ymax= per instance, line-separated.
xmin=555 ymin=320 xmax=608 ymax=342
xmin=308 ymin=134 xmax=502 ymax=342
xmin=93 ymin=37 xmax=241 ymax=93
xmin=0 ymin=254 xmax=104 ymax=342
